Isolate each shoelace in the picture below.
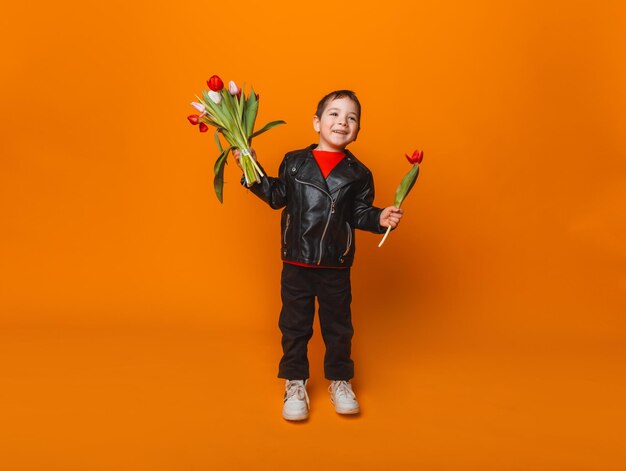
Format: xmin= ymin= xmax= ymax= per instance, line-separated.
xmin=329 ymin=380 xmax=355 ymax=400
xmin=285 ymin=381 xmax=310 ymax=408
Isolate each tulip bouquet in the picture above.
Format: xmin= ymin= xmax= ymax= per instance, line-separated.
xmin=378 ymin=149 xmax=424 ymax=248
xmin=187 ymin=75 xmax=285 ymax=202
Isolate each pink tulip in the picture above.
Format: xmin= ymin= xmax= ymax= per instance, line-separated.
xmin=191 ymin=102 xmax=205 ymax=113
xmin=228 ymin=80 xmax=240 ymax=96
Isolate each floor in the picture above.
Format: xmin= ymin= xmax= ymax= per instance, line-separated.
xmin=2 ymin=318 xmax=624 ymax=471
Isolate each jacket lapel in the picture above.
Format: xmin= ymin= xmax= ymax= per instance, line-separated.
xmin=326 ymin=152 xmax=358 ymax=195
xmin=294 ymin=150 xmax=330 ymax=193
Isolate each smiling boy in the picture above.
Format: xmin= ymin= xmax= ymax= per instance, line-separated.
xmin=235 ymin=90 xmax=403 ymax=421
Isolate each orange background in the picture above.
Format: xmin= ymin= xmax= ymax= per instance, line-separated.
xmin=2 ymin=0 xmax=625 ymax=469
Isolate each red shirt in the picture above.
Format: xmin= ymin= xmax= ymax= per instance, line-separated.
xmin=312 ymin=149 xmax=345 ymax=178
xmin=284 ymin=149 xmax=347 ymax=269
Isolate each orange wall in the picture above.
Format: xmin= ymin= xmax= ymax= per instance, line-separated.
xmin=2 ymin=0 xmax=625 ymax=348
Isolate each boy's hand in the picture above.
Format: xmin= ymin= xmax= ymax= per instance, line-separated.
xmin=380 ymin=206 xmax=403 ymax=229
xmin=232 ymin=148 xmax=257 ymax=170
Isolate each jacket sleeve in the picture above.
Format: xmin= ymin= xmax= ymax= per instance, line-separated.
xmin=352 ymin=171 xmax=386 ymax=234
xmin=241 ymin=155 xmax=288 ymax=210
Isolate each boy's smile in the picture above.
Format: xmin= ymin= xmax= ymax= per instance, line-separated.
xmin=313 ymin=97 xmax=360 ymax=152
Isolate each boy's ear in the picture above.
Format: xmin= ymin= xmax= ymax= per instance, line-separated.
xmin=313 ymin=115 xmax=320 ymax=133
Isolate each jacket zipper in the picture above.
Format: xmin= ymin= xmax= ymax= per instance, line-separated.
xmin=283 ymin=214 xmax=291 ymax=246
xmin=343 ymin=222 xmax=352 ymax=256
xmin=294 ymin=178 xmax=335 ymax=265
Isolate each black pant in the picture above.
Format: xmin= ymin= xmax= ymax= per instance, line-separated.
xmin=278 ymin=263 xmax=354 ymax=381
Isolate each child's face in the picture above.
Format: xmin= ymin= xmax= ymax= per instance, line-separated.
xmin=313 ymin=97 xmax=360 ymax=152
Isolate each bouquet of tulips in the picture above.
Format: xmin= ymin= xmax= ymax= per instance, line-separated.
xmin=378 ymin=149 xmax=424 ymax=247
xmin=187 ymin=75 xmax=285 ymax=202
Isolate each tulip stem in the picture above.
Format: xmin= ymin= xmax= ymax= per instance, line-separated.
xmin=248 ymin=152 xmax=265 ymax=178
xmin=378 ymin=226 xmax=392 ymax=248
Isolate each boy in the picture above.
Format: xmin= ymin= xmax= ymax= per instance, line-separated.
xmin=234 ymin=90 xmax=403 ymax=421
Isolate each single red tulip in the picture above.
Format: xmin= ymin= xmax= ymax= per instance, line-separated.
xmin=187 ymin=114 xmax=200 ymax=125
xmin=405 ymin=149 xmax=424 ymax=165
xmin=199 ymin=123 xmax=209 ymax=132
xmin=207 ymin=75 xmax=224 ymax=92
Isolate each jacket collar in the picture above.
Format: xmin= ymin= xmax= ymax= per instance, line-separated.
xmin=297 ymin=144 xmax=359 ymax=195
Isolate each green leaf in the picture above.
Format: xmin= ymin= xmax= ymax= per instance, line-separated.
xmin=394 ymin=165 xmax=420 ymax=208
xmin=214 ymin=130 xmax=223 ymax=153
xmin=213 ymin=145 xmax=234 ymax=203
xmin=234 ymin=88 xmax=244 ymax=123
xmin=250 ymin=120 xmax=286 ymax=140
xmin=199 ymin=115 xmax=220 ymax=129
xmin=244 ymin=88 xmax=259 ymax=138
xmin=222 ymin=90 xmax=239 ymax=124
xmin=241 ymin=93 xmax=248 ymax=138
xmin=202 ymin=90 xmax=230 ymax=129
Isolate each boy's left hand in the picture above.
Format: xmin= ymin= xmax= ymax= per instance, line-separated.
xmin=380 ymin=206 xmax=403 ymax=229
xmin=232 ymin=148 xmax=257 ymax=170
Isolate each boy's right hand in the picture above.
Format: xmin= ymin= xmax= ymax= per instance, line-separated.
xmin=232 ymin=148 xmax=257 ymax=170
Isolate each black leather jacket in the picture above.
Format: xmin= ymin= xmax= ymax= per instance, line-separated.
xmin=245 ymin=144 xmax=386 ymax=267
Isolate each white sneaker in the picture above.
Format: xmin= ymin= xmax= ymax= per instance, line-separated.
xmin=282 ymin=379 xmax=310 ymax=421
xmin=329 ymin=380 xmax=360 ymax=415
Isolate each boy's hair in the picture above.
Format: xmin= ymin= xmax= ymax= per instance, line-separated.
xmin=315 ymin=90 xmax=361 ymax=125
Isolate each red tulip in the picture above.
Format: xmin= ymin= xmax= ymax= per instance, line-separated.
xmin=405 ymin=149 xmax=424 ymax=165
xmin=207 ymin=75 xmax=224 ymax=91
xmin=187 ymin=114 xmax=200 ymax=125
xmin=379 ymin=149 xmax=423 ymax=247
xmin=199 ymin=123 xmax=209 ymax=132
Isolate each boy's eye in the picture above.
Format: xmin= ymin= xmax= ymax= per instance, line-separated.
xmin=349 ymin=117 xmax=356 ymax=121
